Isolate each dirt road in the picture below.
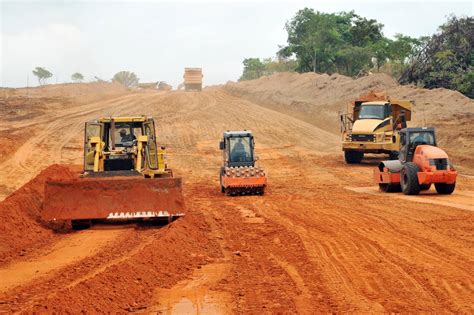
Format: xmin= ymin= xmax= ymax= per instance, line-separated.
xmin=0 ymin=86 xmax=472 ymax=313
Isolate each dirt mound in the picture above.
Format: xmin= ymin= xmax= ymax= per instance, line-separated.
xmin=225 ymin=72 xmax=474 ymax=171
xmin=0 ymin=82 xmax=129 ymax=123
xmin=23 ymin=195 xmax=221 ymax=313
xmin=0 ymin=164 xmax=79 ymax=265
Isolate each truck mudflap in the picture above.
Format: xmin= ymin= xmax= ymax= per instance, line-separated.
xmin=417 ymin=171 xmax=457 ymax=185
xmin=42 ymin=177 xmax=185 ymax=221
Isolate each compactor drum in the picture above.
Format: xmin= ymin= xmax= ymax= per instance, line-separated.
xmin=42 ymin=116 xmax=185 ymax=229
xmin=374 ymin=127 xmax=457 ymax=195
xmin=219 ymin=131 xmax=267 ymax=195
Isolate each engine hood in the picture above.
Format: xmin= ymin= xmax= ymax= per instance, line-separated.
xmin=352 ymin=119 xmax=383 ymax=133
xmin=416 ymin=145 xmax=449 ymax=159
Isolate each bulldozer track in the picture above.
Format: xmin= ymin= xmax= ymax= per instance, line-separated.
xmin=0 ymin=87 xmax=472 ymax=313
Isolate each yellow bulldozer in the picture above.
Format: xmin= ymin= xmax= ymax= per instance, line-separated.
xmin=42 ymin=116 xmax=185 ymax=229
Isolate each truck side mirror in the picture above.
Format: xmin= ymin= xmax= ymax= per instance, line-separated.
xmin=219 ymin=141 xmax=225 ymax=150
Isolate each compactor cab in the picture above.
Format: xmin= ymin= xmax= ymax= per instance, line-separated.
xmin=374 ymin=127 xmax=457 ymax=195
xmin=42 ymin=116 xmax=184 ymax=230
xmin=219 ymin=131 xmax=267 ymax=195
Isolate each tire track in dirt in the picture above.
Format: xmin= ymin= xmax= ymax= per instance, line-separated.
xmin=0 ymin=226 xmax=159 ymax=313
xmin=0 ymin=87 xmax=472 ymax=313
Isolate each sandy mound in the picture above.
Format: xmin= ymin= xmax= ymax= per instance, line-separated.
xmin=0 ymin=164 xmax=78 ymax=264
xmin=225 ymin=72 xmax=474 ymax=171
xmin=0 ymin=82 xmax=129 ymax=123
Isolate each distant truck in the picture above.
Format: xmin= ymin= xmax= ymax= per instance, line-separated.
xmin=183 ymin=68 xmax=203 ymax=91
xmin=340 ymin=92 xmax=412 ymax=164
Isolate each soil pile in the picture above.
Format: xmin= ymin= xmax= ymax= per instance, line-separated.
xmin=0 ymin=164 xmax=78 ymax=264
xmin=225 ymin=72 xmax=474 ymax=170
xmin=0 ymin=82 xmax=128 ymax=123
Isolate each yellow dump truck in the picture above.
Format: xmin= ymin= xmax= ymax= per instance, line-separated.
xmin=183 ymin=68 xmax=203 ymax=91
xmin=340 ymin=92 xmax=412 ymax=164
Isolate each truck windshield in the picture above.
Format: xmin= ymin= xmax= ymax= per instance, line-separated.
xmin=229 ymin=136 xmax=253 ymax=163
xmin=359 ymin=105 xmax=386 ymax=119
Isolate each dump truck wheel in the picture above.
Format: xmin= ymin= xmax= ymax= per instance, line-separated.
xmin=71 ymin=220 xmax=91 ymax=230
xmin=400 ymin=162 xmax=421 ymax=195
xmin=344 ymin=151 xmax=364 ymax=164
xmin=420 ymin=184 xmax=431 ymax=191
xmin=434 ymin=182 xmax=456 ymax=194
xmin=379 ymin=183 xmax=401 ymax=193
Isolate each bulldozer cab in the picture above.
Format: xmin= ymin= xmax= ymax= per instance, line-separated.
xmin=84 ymin=116 xmax=162 ymax=174
xmin=220 ymin=131 xmax=255 ymax=168
xmin=399 ymin=127 xmax=436 ymax=162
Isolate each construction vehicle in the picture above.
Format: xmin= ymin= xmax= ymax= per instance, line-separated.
xmin=374 ymin=127 xmax=457 ymax=195
xmin=340 ymin=92 xmax=412 ymax=164
xmin=219 ymin=130 xmax=267 ymax=195
xmin=42 ymin=116 xmax=185 ymax=229
xmin=183 ymin=68 xmax=203 ymax=91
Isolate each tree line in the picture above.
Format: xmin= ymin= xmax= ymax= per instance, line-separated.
xmin=240 ymin=9 xmax=473 ymax=98
xmin=32 ymin=67 xmax=139 ymax=88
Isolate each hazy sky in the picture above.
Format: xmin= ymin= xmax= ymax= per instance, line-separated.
xmin=1 ymin=0 xmax=472 ymax=88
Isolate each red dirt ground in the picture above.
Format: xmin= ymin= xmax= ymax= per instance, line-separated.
xmin=0 ymin=81 xmax=472 ymax=313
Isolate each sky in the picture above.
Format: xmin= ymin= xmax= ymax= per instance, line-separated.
xmin=0 ymin=0 xmax=472 ymax=88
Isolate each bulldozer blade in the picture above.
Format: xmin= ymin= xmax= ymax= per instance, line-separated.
xmin=42 ymin=177 xmax=185 ymax=221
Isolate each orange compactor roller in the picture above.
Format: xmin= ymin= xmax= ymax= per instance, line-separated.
xmin=374 ymin=127 xmax=457 ymax=195
xmin=42 ymin=116 xmax=185 ymax=229
xmin=219 ymin=130 xmax=267 ymax=195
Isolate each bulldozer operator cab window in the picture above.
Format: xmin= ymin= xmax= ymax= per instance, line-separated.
xmin=229 ymin=137 xmax=252 ymax=163
xmin=359 ymin=104 xmax=390 ymax=120
xmin=113 ymin=123 xmax=139 ymax=148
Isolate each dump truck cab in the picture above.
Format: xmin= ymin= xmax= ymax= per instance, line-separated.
xmin=375 ymin=127 xmax=457 ymax=195
xmin=340 ymin=93 xmax=412 ymax=164
xmin=219 ymin=130 xmax=266 ymax=195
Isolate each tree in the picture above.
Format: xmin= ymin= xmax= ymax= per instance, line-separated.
xmin=335 ymin=46 xmax=373 ymax=76
xmin=280 ymin=9 xmax=347 ymax=73
xmin=239 ymin=58 xmax=265 ymax=81
xmin=400 ymin=15 xmax=473 ymax=97
xmin=71 ymin=72 xmax=84 ymax=83
xmin=112 ymin=71 xmax=139 ymax=87
xmin=239 ymin=57 xmax=297 ymax=81
xmin=348 ymin=16 xmax=384 ymax=47
xmin=32 ymin=67 xmax=53 ymax=85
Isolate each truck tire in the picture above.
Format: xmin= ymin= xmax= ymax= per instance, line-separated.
xmin=434 ymin=182 xmax=456 ymax=194
xmin=344 ymin=151 xmax=364 ymax=164
xmin=379 ymin=183 xmax=401 ymax=193
xmin=400 ymin=162 xmax=421 ymax=195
